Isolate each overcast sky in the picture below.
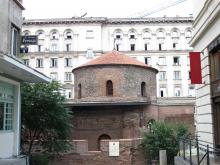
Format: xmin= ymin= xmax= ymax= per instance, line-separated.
xmin=22 ymin=0 xmax=193 ymax=19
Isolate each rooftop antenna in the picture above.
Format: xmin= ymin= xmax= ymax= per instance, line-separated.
xmin=129 ymin=0 xmax=188 ymax=18
xmin=80 ymin=12 xmax=87 ymax=18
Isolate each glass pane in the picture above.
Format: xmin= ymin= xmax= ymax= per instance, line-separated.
xmin=0 ymin=102 xmax=4 ymax=130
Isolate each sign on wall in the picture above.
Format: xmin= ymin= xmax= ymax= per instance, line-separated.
xmin=109 ymin=141 xmax=119 ymax=156
xmin=21 ymin=35 xmax=38 ymax=45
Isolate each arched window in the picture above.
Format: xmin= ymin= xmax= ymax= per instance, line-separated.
xmin=78 ymin=84 xmax=81 ymax=99
xmin=147 ymin=119 xmax=155 ymax=131
xmin=51 ymin=31 xmax=59 ymax=40
xmin=98 ymin=134 xmax=111 ymax=151
xmin=172 ymin=31 xmax=179 ymax=38
xmin=157 ymin=30 xmax=164 ymax=38
xmin=143 ymin=31 xmax=151 ymax=39
xmin=106 ymin=80 xmax=113 ymax=96
xmin=141 ymin=82 xmax=146 ymax=97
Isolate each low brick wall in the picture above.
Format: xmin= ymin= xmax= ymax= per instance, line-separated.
xmin=49 ymin=138 xmax=146 ymax=165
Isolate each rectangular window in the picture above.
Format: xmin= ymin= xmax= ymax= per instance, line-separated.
xmin=66 ymin=44 xmax=71 ymax=51
xmin=86 ymin=30 xmax=94 ymax=39
xmin=64 ymin=58 xmax=72 ymax=67
xmin=23 ymin=59 xmax=29 ymax=66
xmin=116 ymin=35 xmax=121 ymax=39
xmin=173 ymin=43 xmax=178 ymax=49
xmin=36 ymin=58 xmax=43 ymax=68
xmin=50 ymin=58 xmax=58 ymax=68
xmin=144 ymin=44 xmax=148 ymax=51
xmin=50 ymin=72 xmax=58 ymax=80
xmin=64 ymin=89 xmax=72 ymax=99
xmin=116 ymin=44 xmax=119 ymax=51
xmin=187 ymin=56 xmax=190 ymax=65
xmin=51 ymin=44 xmax=58 ymax=52
xmin=174 ymin=87 xmax=181 ymax=97
xmin=160 ymin=88 xmax=167 ymax=97
xmin=159 ymin=44 xmax=162 ymax=51
xmin=159 ymin=71 xmax=166 ymax=80
xmin=38 ymin=45 xmax=42 ymax=52
xmin=64 ymin=72 xmax=72 ymax=81
xmin=11 ymin=26 xmax=19 ymax=56
xmin=0 ymin=82 xmax=14 ymax=131
xmin=145 ymin=57 xmax=151 ymax=65
xmin=188 ymin=86 xmax=195 ymax=97
xmin=130 ymin=35 xmax=135 ymax=39
xmin=158 ymin=57 xmax=166 ymax=65
xmin=173 ymin=57 xmax=180 ymax=65
xmin=130 ymin=44 xmax=135 ymax=51
xmin=188 ymin=71 xmax=191 ymax=79
xmin=174 ymin=71 xmax=181 ymax=80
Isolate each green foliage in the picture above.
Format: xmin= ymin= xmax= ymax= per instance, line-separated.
xmin=21 ymin=81 xmax=73 ymax=155
xmin=30 ymin=154 xmax=49 ymax=165
xmin=143 ymin=122 xmax=189 ymax=164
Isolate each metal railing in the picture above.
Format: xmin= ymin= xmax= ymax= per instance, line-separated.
xmin=178 ymin=137 xmax=220 ymax=165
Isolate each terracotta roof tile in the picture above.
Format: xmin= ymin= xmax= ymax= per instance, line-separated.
xmin=76 ymin=51 xmax=150 ymax=68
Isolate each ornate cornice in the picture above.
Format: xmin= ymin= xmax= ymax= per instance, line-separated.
xmin=23 ymin=17 xmax=194 ymax=26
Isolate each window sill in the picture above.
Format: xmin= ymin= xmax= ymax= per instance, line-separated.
xmin=50 ymin=67 xmax=58 ymax=68
xmin=36 ymin=67 xmax=44 ymax=68
xmin=0 ymin=130 xmax=13 ymax=133
xmin=64 ymin=80 xmax=72 ymax=82
xmin=173 ymin=64 xmax=181 ymax=66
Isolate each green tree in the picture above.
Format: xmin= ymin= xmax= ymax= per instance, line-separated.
xmin=21 ymin=81 xmax=72 ymax=156
xmin=143 ymin=121 xmax=189 ymax=164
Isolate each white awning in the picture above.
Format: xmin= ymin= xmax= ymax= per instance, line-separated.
xmin=0 ymin=54 xmax=51 ymax=83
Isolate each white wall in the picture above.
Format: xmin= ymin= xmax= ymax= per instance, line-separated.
xmin=22 ymin=18 xmax=194 ymax=99
xmin=0 ymin=76 xmax=20 ymax=158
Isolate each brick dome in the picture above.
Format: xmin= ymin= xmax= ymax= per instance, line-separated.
xmin=73 ymin=51 xmax=157 ymax=71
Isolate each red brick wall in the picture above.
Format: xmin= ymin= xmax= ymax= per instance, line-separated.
xmin=49 ymin=138 xmax=146 ymax=165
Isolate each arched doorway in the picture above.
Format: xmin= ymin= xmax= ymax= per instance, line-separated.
xmin=98 ymin=134 xmax=111 ymax=151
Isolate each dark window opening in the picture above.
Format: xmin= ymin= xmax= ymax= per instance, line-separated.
xmin=66 ymin=44 xmax=70 ymax=51
xmin=159 ymin=44 xmax=162 ymax=51
xmin=145 ymin=58 xmax=148 ymax=64
xmin=98 ymin=134 xmax=111 ymax=151
xmin=78 ymin=84 xmax=82 ymax=99
xmin=116 ymin=44 xmax=119 ymax=51
xmin=173 ymin=43 xmax=176 ymax=48
xmin=145 ymin=44 xmax=148 ymax=51
xmin=130 ymin=35 xmax=135 ymax=39
xmin=116 ymin=35 xmax=121 ymax=39
xmin=106 ymin=80 xmax=113 ymax=96
xmin=38 ymin=45 xmax=42 ymax=52
xmin=141 ymin=82 xmax=146 ymax=97
xmin=173 ymin=57 xmax=180 ymax=65
xmin=130 ymin=44 xmax=135 ymax=51
xmin=160 ymin=90 xmax=164 ymax=97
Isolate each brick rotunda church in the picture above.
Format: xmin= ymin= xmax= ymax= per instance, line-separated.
xmin=71 ymin=51 xmax=158 ymax=151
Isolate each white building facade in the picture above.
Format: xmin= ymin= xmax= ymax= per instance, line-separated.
xmin=190 ymin=0 xmax=220 ymax=150
xmin=0 ymin=0 xmax=50 ymax=162
xmin=21 ymin=17 xmax=195 ymax=101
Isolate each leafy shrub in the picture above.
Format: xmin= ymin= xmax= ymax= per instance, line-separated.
xmin=143 ymin=122 xmax=189 ymax=164
xmin=30 ymin=154 xmax=49 ymax=165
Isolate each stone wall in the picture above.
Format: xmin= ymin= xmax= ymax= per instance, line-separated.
xmin=49 ymin=138 xmax=146 ymax=165
xmin=73 ymin=65 xmax=157 ymax=102
xmin=72 ymin=106 xmax=144 ymax=151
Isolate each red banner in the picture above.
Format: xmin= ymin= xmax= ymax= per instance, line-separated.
xmin=189 ymin=52 xmax=202 ymax=84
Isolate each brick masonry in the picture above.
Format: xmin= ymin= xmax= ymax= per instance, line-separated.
xmin=49 ymin=54 xmax=195 ymax=164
